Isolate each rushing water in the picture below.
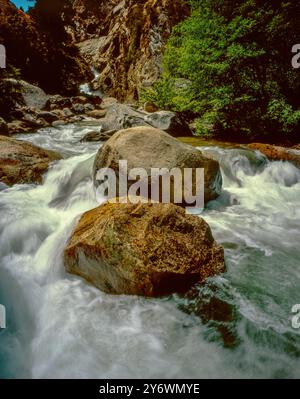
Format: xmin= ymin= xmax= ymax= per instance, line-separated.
xmin=0 ymin=124 xmax=300 ymax=379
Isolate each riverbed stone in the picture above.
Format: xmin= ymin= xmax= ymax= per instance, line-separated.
xmin=144 ymin=111 xmax=192 ymax=137
xmin=81 ymin=129 xmax=118 ymax=142
xmin=3 ymin=79 xmax=49 ymax=109
xmin=64 ymin=200 xmax=225 ymax=297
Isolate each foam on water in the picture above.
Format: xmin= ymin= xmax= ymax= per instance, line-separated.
xmin=1 ymin=128 xmax=300 ymax=378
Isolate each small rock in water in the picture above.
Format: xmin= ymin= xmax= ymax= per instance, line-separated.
xmin=86 ymin=109 xmax=107 ymax=119
xmin=52 ymin=120 xmax=67 ymax=127
xmin=81 ymin=129 xmax=118 ymax=142
xmin=182 ymin=282 xmax=240 ymax=348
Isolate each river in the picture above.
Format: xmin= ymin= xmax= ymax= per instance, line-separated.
xmin=0 ymin=123 xmax=300 ymax=378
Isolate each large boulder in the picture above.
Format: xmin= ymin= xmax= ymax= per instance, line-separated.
xmin=3 ymin=79 xmax=49 ymax=110
xmin=91 ymin=102 xmax=192 ymax=137
xmin=64 ymin=200 xmax=225 ymax=297
xmin=144 ymin=111 xmax=192 ymax=137
xmin=248 ymin=143 xmax=300 ymax=169
xmin=93 ymin=127 xmax=222 ymax=205
xmin=0 ymin=135 xmax=61 ymax=186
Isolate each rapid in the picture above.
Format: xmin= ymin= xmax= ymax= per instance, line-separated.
xmin=0 ymin=123 xmax=300 ymax=378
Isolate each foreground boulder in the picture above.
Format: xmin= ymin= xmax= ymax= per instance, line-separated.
xmin=93 ymin=127 xmax=222 ymax=204
xmin=0 ymin=136 xmax=61 ymax=186
xmin=248 ymin=143 xmax=300 ymax=169
xmin=64 ymin=200 xmax=225 ymax=297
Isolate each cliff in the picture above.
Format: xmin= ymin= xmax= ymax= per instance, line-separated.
xmin=1 ymin=0 xmax=189 ymax=99
xmin=0 ymin=0 xmax=91 ymax=94
xmin=66 ymin=0 xmax=190 ymax=100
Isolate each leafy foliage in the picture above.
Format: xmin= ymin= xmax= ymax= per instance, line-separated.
xmin=142 ymin=0 xmax=300 ymax=142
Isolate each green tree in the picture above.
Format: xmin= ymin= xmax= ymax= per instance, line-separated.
xmin=144 ymin=0 xmax=300 ymax=142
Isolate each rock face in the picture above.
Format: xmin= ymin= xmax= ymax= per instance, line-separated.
xmin=64 ymin=200 xmax=225 ymax=297
xmin=0 ymin=135 xmax=61 ymax=186
xmin=144 ymin=111 xmax=192 ymax=137
xmin=248 ymin=143 xmax=300 ymax=169
xmin=0 ymin=117 xmax=8 ymax=136
xmin=93 ymin=127 xmax=222 ymax=205
xmin=0 ymin=0 xmax=91 ymax=95
xmin=68 ymin=0 xmax=189 ymax=100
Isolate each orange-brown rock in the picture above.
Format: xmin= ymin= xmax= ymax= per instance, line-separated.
xmin=248 ymin=143 xmax=300 ymax=169
xmin=0 ymin=135 xmax=61 ymax=186
xmin=64 ymin=200 xmax=225 ymax=297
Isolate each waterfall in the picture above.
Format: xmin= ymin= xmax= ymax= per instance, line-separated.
xmin=79 ymin=68 xmax=102 ymax=97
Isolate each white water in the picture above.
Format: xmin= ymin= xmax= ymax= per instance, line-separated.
xmin=1 ymin=125 xmax=300 ymax=378
xmin=80 ymin=68 xmax=102 ymax=97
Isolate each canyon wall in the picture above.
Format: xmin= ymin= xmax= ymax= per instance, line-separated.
xmin=67 ymin=0 xmax=190 ymax=100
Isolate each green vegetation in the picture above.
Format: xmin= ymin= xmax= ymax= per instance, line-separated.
xmin=141 ymin=0 xmax=300 ymax=142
